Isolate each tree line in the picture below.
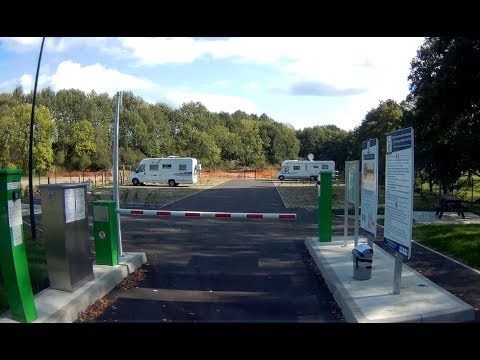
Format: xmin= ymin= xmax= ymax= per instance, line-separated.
xmin=1 ymin=37 xmax=478 ymax=193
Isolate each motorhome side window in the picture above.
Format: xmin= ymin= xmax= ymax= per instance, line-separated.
xmin=179 ymin=164 xmax=187 ymax=171
xmin=313 ymin=166 xmax=318 ymax=168
xmin=149 ymin=164 xmax=158 ymax=171
xmin=162 ymin=164 xmax=172 ymax=169
xmin=293 ymin=165 xmax=300 ymax=171
xmin=136 ymin=165 xmax=145 ymax=172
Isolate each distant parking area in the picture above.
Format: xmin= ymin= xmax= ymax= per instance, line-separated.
xmin=86 ymin=178 xmax=231 ymax=210
xmin=273 ymin=180 xmax=344 ymax=210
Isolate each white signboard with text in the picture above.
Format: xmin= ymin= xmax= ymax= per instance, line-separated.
xmin=360 ymin=138 xmax=378 ymax=236
xmin=384 ymin=128 xmax=414 ymax=258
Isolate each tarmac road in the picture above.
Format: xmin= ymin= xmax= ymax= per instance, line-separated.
xmin=92 ymin=179 xmax=340 ymax=322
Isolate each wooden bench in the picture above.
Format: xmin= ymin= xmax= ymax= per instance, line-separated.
xmin=433 ymin=195 xmax=468 ymax=219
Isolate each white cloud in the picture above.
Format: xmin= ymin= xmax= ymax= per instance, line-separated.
xmin=117 ymin=37 xmax=423 ymax=127
xmin=165 ymin=90 xmax=258 ymax=114
xmin=50 ymin=61 xmax=155 ymax=94
xmin=0 ymin=74 xmax=34 ymax=92
xmin=16 ymin=60 xmax=155 ymax=95
xmin=117 ymin=37 xmax=293 ymax=66
xmin=0 ymin=77 xmax=20 ymax=91
xmin=246 ymin=81 xmax=260 ymax=91
xmin=20 ymin=74 xmax=33 ymax=90
xmin=212 ymin=80 xmax=230 ymax=88
xmin=0 ymin=37 xmax=111 ymax=53
xmin=0 ymin=37 xmax=42 ymax=52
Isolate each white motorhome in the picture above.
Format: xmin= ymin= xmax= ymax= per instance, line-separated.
xmin=128 ymin=156 xmax=201 ymax=186
xmin=276 ymin=160 xmax=335 ymax=181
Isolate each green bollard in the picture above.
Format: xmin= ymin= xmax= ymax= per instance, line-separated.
xmin=0 ymin=169 xmax=37 ymax=322
xmin=93 ymin=200 xmax=119 ymax=266
xmin=318 ymin=171 xmax=333 ymax=242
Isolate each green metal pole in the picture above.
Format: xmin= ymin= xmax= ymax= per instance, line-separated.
xmin=93 ymin=200 xmax=119 ymax=266
xmin=0 ymin=169 xmax=38 ymax=322
xmin=318 ymin=171 xmax=333 ymax=242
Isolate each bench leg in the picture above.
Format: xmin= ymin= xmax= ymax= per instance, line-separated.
xmin=438 ymin=211 xmax=443 ymax=219
xmin=461 ymin=212 xmax=465 ymax=219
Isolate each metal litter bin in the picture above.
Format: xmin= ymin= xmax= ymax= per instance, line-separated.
xmin=352 ymin=243 xmax=373 ymax=280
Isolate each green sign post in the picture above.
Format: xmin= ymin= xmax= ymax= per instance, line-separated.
xmin=0 ymin=169 xmax=37 ymax=322
xmin=93 ymin=200 xmax=119 ymax=266
xmin=318 ymin=169 xmax=334 ymax=243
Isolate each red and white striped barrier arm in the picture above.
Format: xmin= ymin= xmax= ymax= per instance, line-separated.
xmin=118 ymin=208 xmax=296 ymax=220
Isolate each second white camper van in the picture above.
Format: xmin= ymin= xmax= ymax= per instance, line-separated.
xmin=276 ymin=160 xmax=335 ymax=181
xmin=128 ymin=156 xmax=200 ymax=186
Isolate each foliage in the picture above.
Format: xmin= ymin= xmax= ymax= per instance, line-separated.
xmin=408 ymin=37 xmax=480 ymax=192
xmin=0 ymin=102 xmax=55 ymax=173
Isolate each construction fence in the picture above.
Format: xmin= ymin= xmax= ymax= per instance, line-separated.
xmin=20 ymin=167 xmax=281 ymax=196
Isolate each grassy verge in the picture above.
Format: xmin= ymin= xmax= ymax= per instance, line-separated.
xmin=413 ymin=224 xmax=480 ymax=269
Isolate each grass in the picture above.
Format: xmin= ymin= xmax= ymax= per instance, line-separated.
xmin=413 ymin=224 xmax=480 ymax=269
xmin=0 ymin=229 xmax=49 ymax=314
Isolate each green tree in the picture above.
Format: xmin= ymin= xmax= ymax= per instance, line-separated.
xmin=408 ymin=37 xmax=480 ymax=192
xmin=232 ymin=119 xmax=265 ymax=167
xmin=297 ymin=125 xmax=349 ymax=170
xmin=177 ymin=124 xmax=221 ymax=167
xmin=260 ymin=121 xmax=300 ymax=165
xmin=66 ymin=120 xmax=96 ymax=170
xmin=0 ymin=104 xmax=55 ymax=172
xmin=351 ymin=100 xmax=404 ymax=182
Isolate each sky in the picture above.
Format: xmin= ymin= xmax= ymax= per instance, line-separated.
xmin=0 ymin=37 xmax=425 ymax=131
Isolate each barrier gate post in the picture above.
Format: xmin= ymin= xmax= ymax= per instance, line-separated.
xmin=93 ymin=200 xmax=119 ymax=266
xmin=0 ymin=169 xmax=38 ymax=322
xmin=318 ymin=170 xmax=333 ymax=243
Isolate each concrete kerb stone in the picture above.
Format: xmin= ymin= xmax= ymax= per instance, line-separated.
xmin=0 ymin=252 xmax=147 ymax=323
xmin=305 ymin=237 xmax=474 ymax=323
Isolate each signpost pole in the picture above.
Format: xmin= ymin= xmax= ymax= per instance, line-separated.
xmin=393 ymin=252 xmax=404 ymax=294
xmin=113 ymin=91 xmax=123 ymax=258
xmin=354 ymin=167 xmax=360 ymax=247
xmin=343 ymin=176 xmax=348 ymax=238
xmin=367 ymin=233 xmax=374 ymax=248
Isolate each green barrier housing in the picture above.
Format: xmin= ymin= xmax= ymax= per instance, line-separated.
xmin=318 ymin=171 xmax=333 ymax=242
xmin=93 ymin=200 xmax=119 ymax=266
xmin=0 ymin=169 xmax=37 ymax=322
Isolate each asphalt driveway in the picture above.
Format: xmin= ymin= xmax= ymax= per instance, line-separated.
xmin=91 ymin=179 xmax=340 ymax=322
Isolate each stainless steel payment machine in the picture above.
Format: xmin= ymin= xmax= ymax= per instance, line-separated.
xmin=39 ymin=183 xmax=94 ymax=292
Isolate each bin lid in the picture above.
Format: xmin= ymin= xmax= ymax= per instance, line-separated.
xmin=352 ymin=243 xmax=373 ymax=256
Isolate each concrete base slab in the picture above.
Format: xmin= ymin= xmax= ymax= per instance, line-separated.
xmin=0 ymin=252 xmax=147 ymax=323
xmin=305 ymin=237 xmax=474 ymax=323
